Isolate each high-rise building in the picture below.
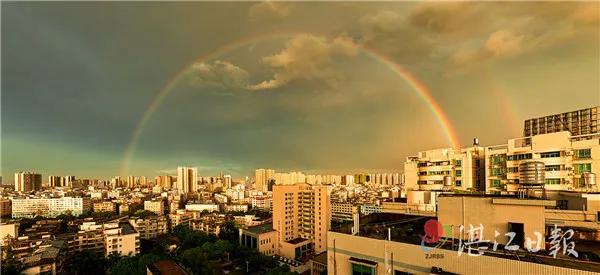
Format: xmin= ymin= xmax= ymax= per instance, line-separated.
xmin=272 ymin=183 xmax=330 ymax=257
xmin=255 ymin=168 xmax=275 ymax=192
xmin=524 ymin=106 xmax=599 ymax=138
xmin=48 ymin=176 xmax=61 ymax=187
xmin=224 ymin=174 xmax=232 ymax=189
xmin=14 ymin=172 xmax=42 ymax=192
xmin=177 ymin=167 xmax=198 ymax=193
xmin=155 ymin=175 xmax=174 ymax=189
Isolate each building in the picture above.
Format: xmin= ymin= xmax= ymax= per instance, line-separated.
xmin=144 ymin=199 xmax=165 ymax=216
xmin=404 ymin=145 xmax=485 ymax=192
xmin=0 ymin=199 xmax=12 ymax=218
xmin=15 ymin=172 xmax=42 ymax=192
xmin=0 ymin=223 xmax=18 ymax=245
xmin=224 ymin=204 xmax=249 ymax=213
xmin=524 ymin=106 xmax=599 ymax=138
xmin=250 ymin=196 xmax=272 ymax=210
xmin=104 ymin=222 xmax=140 ymax=256
xmin=177 ymin=167 xmax=198 ymax=193
xmin=255 ymin=168 xmax=275 ymax=192
xmin=184 ymin=203 xmax=219 ymax=213
xmin=169 ymin=209 xmax=193 ymax=229
xmin=11 ymin=197 xmax=91 ymax=218
xmin=273 ymin=183 xmax=330 ymax=257
xmin=146 ymin=260 xmax=189 ymax=275
xmin=129 ymin=216 xmax=168 ymax=239
xmin=331 ymin=202 xmax=357 ymax=222
xmin=155 ymin=175 xmax=174 ymax=189
xmin=239 ymin=223 xmax=277 ymax=256
xmin=485 ymin=131 xmax=599 ymax=193
xmin=92 ymin=201 xmax=116 ymax=213
xmin=224 ymin=174 xmax=232 ymax=189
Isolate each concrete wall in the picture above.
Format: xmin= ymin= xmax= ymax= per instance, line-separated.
xmin=437 ymin=196 xmax=546 ymax=245
xmin=327 ymin=231 xmax=598 ymax=275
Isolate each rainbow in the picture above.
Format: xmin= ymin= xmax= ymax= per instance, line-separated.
xmin=119 ymin=31 xmax=461 ymax=177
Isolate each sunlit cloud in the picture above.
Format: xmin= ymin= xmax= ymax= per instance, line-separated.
xmin=249 ymin=34 xmax=358 ymax=90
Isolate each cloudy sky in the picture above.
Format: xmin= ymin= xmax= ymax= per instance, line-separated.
xmin=2 ymin=2 xmax=599 ymax=180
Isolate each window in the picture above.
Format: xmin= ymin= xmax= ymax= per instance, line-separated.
xmin=455 ymin=170 xmax=462 ymax=177
xmin=574 ymin=163 xmax=592 ymax=174
xmin=545 ymin=165 xmax=561 ymax=171
xmin=545 ymin=178 xmax=561 ymax=185
xmin=454 ymin=160 xmax=462 ymax=167
xmin=352 ymin=263 xmax=375 ymax=275
xmin=455 ymin=180 xmax=462 ymax=187
xmin=575 ymin=149 xmax=592 ymax=159
xmin=492 ymin=179 xmax=502 ymax=188
xmin=541 ymin=151 xmax=561 ymax=158
xmin=508 ymin=167 xmax=518 ymax=173
xmin=507 ymin=153 xmax=532 ymax=161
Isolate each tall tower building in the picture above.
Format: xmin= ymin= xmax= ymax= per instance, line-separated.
xmin=15 ymin=172 xmax=42 ymax=192
xmin=272 ymin=183 xmax=330 ymax=255
xmin=255 ymin=168 xmax=275 ymax=192
xmin=177 ymin=167 xmax=198 ymax=193
xmin=48 ymin=176 xmax=61 ymax=187
xmin=224 ymin=175 xmax=232 ymax=189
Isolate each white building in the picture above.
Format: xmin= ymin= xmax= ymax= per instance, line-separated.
xmin=185 ymin=203 xmax=219 ymax=213
xmin=403 ymin=145 xmax=485 ymax=192
xmin=485 ymin=131 xmax=600 ymax=192
xmin=11 ymin=197 xmax=91 ymax=218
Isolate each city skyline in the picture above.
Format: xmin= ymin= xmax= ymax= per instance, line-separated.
xmin=2 ymin=2 xmax=599 ymax=180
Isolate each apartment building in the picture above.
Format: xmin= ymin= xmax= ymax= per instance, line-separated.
xmin=129 ymin=216 xmax=168 ymax=239
xmin=169 ymin=209 xmax=193 ymax=229
xmin=11 ymin=197 xmax=91 ymax=218
xmin=104 ymin=222 xmax=140 ymax=256
xmin=524 ymin=106 xmax=599 ymax=138
xmin=239 ymin=223 xmax=277 ymax=256
xmin=0 ymin=199 xmax=12 ymax=218
xmin=255 ymin=168 xmax=275 ymax=192
xmin=404 ymin=145 xmax=485 ymax=192
xmin=144 ymin=199 xmax=165 ymax=216
xmin=14 ymin=172 xmax=42 ymax=192
xmin=93 ymin=201 xmax=116 ymax=213
xmin=273 ymin=183 xmax=330 ymax=258
xmin=330 ymin=202 xmax=358 ymax=222
xmin=485 ymin=131 xmax=599 ymax=192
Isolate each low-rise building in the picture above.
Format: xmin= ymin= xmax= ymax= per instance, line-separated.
xmin=144 ymin=199 xmax=165 ymax=216
xmin=239 ymin=223 xmax=277 ymax=256
xmin=93 ymin=201 xmax=116 ymax=213
xmin=104 ymin=222 xmax=140 ymax=256
xmin=129 ymin=215 xmax=168 ymax=239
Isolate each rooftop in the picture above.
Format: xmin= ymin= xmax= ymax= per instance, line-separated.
xmin=286 ymin=237 xmax=309 ymax=245
xmin=331 ymin=213 xmax=600 ymax=273
xmin=119 ymin=222 xmax=136 ymax=235
xmin=244 ymin=222 xmax=275 ymax=235
xmin=147 ymin=260 xmax=188 ymax=275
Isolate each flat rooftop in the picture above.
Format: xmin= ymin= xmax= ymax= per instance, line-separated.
xmin=331 ymin=213 xmax=600 ymax=273
xmin=245 ymin=222 xmax=275 ymax=235
xmin=287 ymin=237 xmax=309 ymax=245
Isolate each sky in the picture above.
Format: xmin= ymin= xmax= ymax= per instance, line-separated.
xmin=2 ymin=2 xmax=599 ymax=181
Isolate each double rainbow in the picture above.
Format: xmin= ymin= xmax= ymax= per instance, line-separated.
xmin=119 ymin=31 xmax=461 ymax=177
